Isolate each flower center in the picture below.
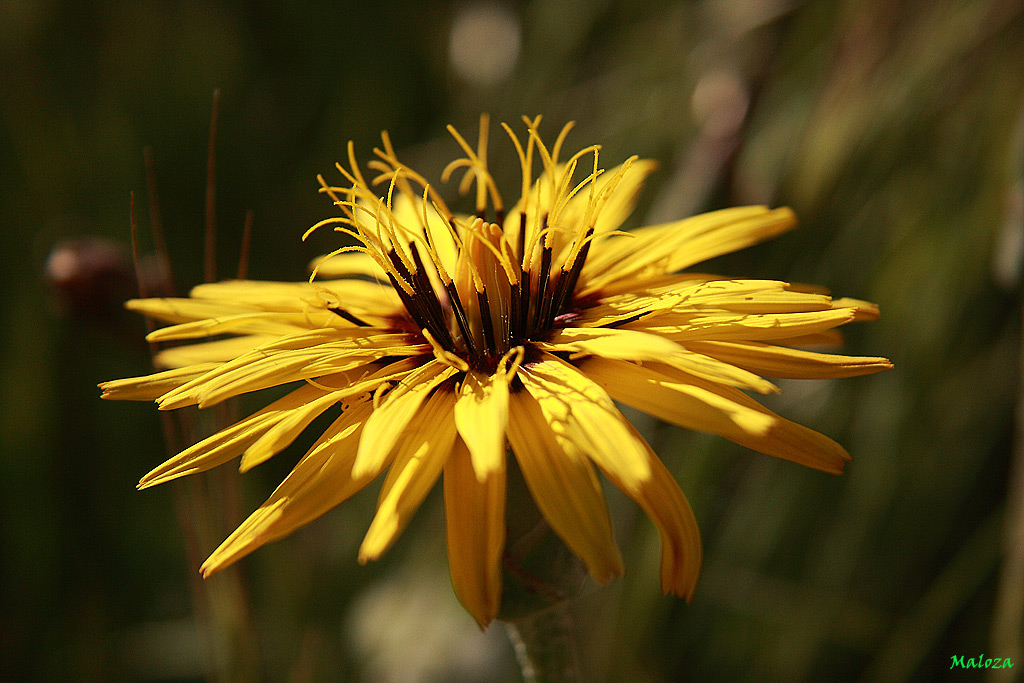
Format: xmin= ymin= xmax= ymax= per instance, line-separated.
xmin=380 ymin=213 xmax=594 ymax=371
xmin=309 ymin=115 xmax=641 ymax=373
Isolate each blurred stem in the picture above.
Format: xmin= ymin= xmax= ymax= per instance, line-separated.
xmin=989 ymin=279 xmax=1024 ymax=674
xmin=499 ymin=456 xmax=587 ymax=682
xmin=506 ymin=603 xmax=581 ymax=683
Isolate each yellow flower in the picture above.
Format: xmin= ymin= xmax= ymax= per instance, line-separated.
xmin=102 ymin=115 xmax=891 ymax=627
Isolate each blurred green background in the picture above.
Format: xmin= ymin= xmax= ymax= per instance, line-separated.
xmin=3 ymin=0 xmax=1023 ymax=681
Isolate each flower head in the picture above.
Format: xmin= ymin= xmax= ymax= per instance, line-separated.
xmin=102 ymin=115 xmax=891 ymax=627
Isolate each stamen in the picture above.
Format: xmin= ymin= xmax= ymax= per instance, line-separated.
xmin=509 ymin=280 xmax=522 ymax=343
xmin=416 ymin=188 xmax=452 ymax=286
xmin=550 ymin=121 xmax=576 ymax=167
xmin=590 ymin=156 xmax=639 ymax=227
xmin=422 ymin=329 xmax=469 ymax=371
xmin=476 ymin=114 xmax=503 ymax=214
xmin=410 ymin=247 xmax=456 ymax=349
xmin=346 ymin=139 xmax=369 ymax=188
xmin=387 ymin=249 xmax=432 ymax=326
xmin=517 ymin=266 xmax=530 ymax=339
xmin=328 ymin=305 xmax=372 ymax=327
xmin=445 ymin=116 xmax=503 ymax=217
xmin=500 ymin=122 xmax=533 ymax=257
xmin=549 ymin=227 xmax=593 ymax=321
xmin=476 ymin=287 xmax=497 ymax=357
xmin=444 ymin=279 xmax=477 ymax=358
xmin=370 ymin=145 xmax=455 ymax=220
xmin=532 ymin=242 xmax=553 ymax=331
xmin=580 ymin=146 xmax=602 ymax=234
xmin=499 ymin=345 xmax=525 ymax=382
xmin=516 ymin=212 xmax=526 ymax=268
xmin=379 ymin=180 xmax=417 ymax=276
xmin=372 ymin=381 xmax=394 ymax=410
xmin=525 ymin=123 xmax=557 ymax=201
xmin=316 ymin=174 xmax=348 ymax=210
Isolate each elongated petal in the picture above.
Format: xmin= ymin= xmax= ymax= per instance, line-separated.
xmin=454 ymin=370 xmax=510 ymax=480
xmin=153 ymin=335 xmax=276 ymax=368
xmin=444 ymin=437 xmax=505 ymax=628
xmin=353 ymin=361 xmax=458 ymax=478
xmin=505 ymin=383 xmax=623 ymax=583
xmin=831 ymin=297 xmax=880 ymax=321
xmin=359 ymin=390 xmax=458 ymax=562
xmin=146 ymin=311 xmax=331 ymax=342
xmin=685 ymin=341 xmax=893 ymax=379
xmin=581 ymin=206 xmax=796 ymax=294
xmin=126 ymin=298 xmax=256 ymax=324
xmin=628 ymin=308 xmax=857 ymax=343
xmin=157 ymin=351 xmax=366 ymax=411
xmin=138 ymin=383 xmax=331 ymax=488
xmin=237 ymin=389 xmax=346 ymax=473
xmin=200 ymin=398 xmax=380 ymax=576
xmin=99 ymin=364 xmax=218 ymax=401
xmin=578 ymin=356 xmax=849 ymax=473
xmin=188 ymin=278 xmax=401 ymax=312
xmin=597 ymin=420 xmax=702 ymax=599
xmin=521 ymin=353 xmax=651 ymax=490
xmin=156 ymin=335 xmax=424 ymax=410
xmin=542 ymin=327 xmax=776 ymax=394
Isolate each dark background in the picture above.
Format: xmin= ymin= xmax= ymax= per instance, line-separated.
xmin=2 ymin=1 xmax=1023 ymax=681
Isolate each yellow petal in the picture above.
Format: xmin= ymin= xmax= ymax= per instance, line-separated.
xmin=156 ymin=335 xmax=424 ymax=410
xmin=831 ymin=297 xmax=880 ymax=321
xmin=353 ymin=361 xmax=458 ymax=478
xmin=591 ymin=159 xmax=658 ymax=234
xmin=188 ymin=278 xmax=401 ymax=312
xmin=126 ymin=297 xmax=255 ymax=324
xmin=237 ymin=389 xmax=345 ymax=473
xmin=138 ymin=383 xmax=330 ymax=488
xmin=685 ymin=341 xmax=893 ymax=379
xmin=156 ymin=351 xmax=363 ymax=411
xmin=521 ymin=353 xmax=651 ymax=490
xmin=581 ymin=206 xmax=796 ymax=294
xmin=454 ymin=370 xmax=510 ymax=481
xmin=145 ymin=311 xmax=328 ymax=342
xmin=576 ymin=356 xmax=773 ymax=437
xmin=554 ymin=158 xmax=658 ymax=236
xmin=153 ymin=335 xmax=276 ymax=368
xmin=443 ymin=437 xmax=505 ymax=628
xmin=200 ymin=398 xmax=380 ymax=576
xmin=628 ymin=307 xmax=857 ymax=343
xmin=99 ymin=364 xmax=218 ymax=401
xmin=578 ymin=356 xmax=849 ymax=474
xmin=599 ymin=420 xmax=702 ymax=600
xmin=358 ymin=390 xmax=458 ymax=562
xmin=505 ymin=382 xmax=623 ymax=583
xmin=542 ymin=327 xmax=776 ymax=394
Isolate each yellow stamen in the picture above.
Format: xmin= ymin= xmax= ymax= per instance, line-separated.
xmin=445 ymin=116 xmax=503 ymax=214
xmin=419 ymin=186 xmax=454 ymax=286
xmin=346 ymin=139 xmax=369 ymax=188
xmin=423 ymin=329 xmax=470 ymax=371
xmin=499 ymin=345 xmax=525 ymax=382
